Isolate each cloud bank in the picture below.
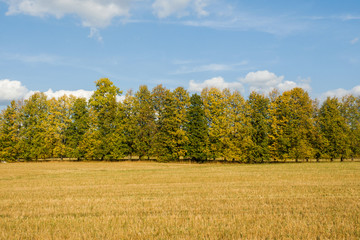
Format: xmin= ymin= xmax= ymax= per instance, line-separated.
xmin=239 ymin=70 xmax=311 ymax=93
xmin=5 ymin=0 xmax=132 ymax=28
xmin=188 ymin=70 xmax=311 ymax=93
xmin=189 ymin=76 xmax=243 ymax=92
xmin=3 ymin=0 xmax=212 ymax=40
xmin=323 ymin=85 xmax=360 ymax=99
xmin=4 ymin=0 xmax=358 ymax=40
xmin=0 ymin=79 xmax=94 ymax=107
xmin=0 ymin=79 xmax=29 ymax=105
xmin=4 ymin=0 xmax=209 ymax=27
xmin=43 ymin=89 xmax=94 ymax=100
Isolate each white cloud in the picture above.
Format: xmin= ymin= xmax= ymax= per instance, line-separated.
xmin=323 ymin=85 xmax=360 ymax=99
xmin=0 ymin=79 xmax=29 ymax=105
xmin=189 ymin=76 xmax=243 ymax=92
xmin=351 ymin=37 xmax=359 ymax=44
xmin=239 ymin=70 xmax=311 ymax=93
xmin=240 ymin=70 xmax=283 ymax=90
xmin=5 ymin=0 xmax=132 ymax=28
xmin=28 ymin=88 xmax=125 ymax=102
xmin=18 ymin=89 xmax=95 ymax=103
xmin=43 ymin=89 xmax=94 ymax=100
xmin=36 ymin=89 xmax=125 ymax=102
xmin=0 ymin=78 xmax=127 ymax=107
xmin=152 ymin=0 xmax=208 ymax=18
xmin=188 ymin=71 xmax=312 ymax=94
xmin=0 ymin=79 xmax=91 ymax=106
xmin=3 ymin=0 xmax=307 ymax=36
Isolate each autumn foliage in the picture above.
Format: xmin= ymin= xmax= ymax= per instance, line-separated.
xmin=1 ymin=78 xmax=359 ymax=162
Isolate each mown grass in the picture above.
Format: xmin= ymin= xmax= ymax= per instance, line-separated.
xmin=0 ymin=161 xmax=359 ymax=239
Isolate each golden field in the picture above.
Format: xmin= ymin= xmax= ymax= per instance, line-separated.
xmin=0 ymin=161 xmax=359 ymax=239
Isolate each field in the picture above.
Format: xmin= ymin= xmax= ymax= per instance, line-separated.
xmin=0 ymin=162 xmax=359 ymax=239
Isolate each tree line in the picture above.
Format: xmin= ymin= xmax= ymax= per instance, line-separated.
xmin=1 ymin=78 xmax=359 ymax=163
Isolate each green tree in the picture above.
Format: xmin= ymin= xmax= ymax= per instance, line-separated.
xmin=201 ymin=87 xmax=227 ymax=160
xmin=269 ymin=88 xmax=316 ymax=161
xmin=133 ymin=85 xmax=156 ymax=160
xmin=152 ymin=86 xmax=190 ymax=161
xmin=245 ymin=92 xmax=270 ymax=163
xmin=318 ymin=97 xmax=350 ymax=161
xmin=286 ymin=88 xmax=316 ymax=161
xmin=186 ymin=94 xmax=208 ymax=162
xmin=152 ymin=85 xmax=174 ymax=161
xmin=0 ymin=100 xmax=21 ymax=162
xmin=45 ymin=96 xmax=71 ymax=160
xmin=123 ymin=90 xmax=137 ymax=160
xmin=108 ymin=100 xmax=128 ymax=160
xmin=340 ymin=95 xmax=360 ymax=159
xmin=171 ymin=87 xmax=190 ymax=160
xmin=268 ymin=89 xmax=283 ymax=161
xmin=88 ymin=78 xmax=124 ymax=160
xmin=79 ymin=107 xmax=102 ymax=160
xmin=223 ymin=89 xmax=248 ymax=162
xmin=312 ymin=99 xmax=328 ymax=161
xmin=65 ymin=97 xmax=90 ymax=160
xmin=19 ymin=92 xmax=49 ymax=160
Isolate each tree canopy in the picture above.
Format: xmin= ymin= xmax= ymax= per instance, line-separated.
xmin=1 ymin=79 xmax=359 ymax=162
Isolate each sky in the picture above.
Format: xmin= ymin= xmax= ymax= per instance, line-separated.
xmin=0 ymin=0 xmax=360 ymax=107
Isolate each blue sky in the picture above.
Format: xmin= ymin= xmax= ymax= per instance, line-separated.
xmin=0 ymin=0 xmax=359 ymax=106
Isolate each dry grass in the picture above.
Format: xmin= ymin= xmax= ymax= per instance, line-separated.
xmin=0 ymin=161 xmax=359 ymax=239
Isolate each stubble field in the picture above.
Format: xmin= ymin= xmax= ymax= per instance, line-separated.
xmin=0 ymin=161 xmax=359 ymax=239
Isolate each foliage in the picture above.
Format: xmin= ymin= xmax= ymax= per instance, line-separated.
xmin=318 ymin=97 xmax=351 ymax=161
xmin=133 ymin=85 xmax=156 ymax=160
xmin=19 ymin=92 xmax=49 ymax=160
xmin=0 ymin=79 xmax=359 ymax=162
xmin=88 ymin=78 xmax=125 ymax=160
xmin=152 ymin=85 xmax=190 ymax=161
xmin=0 ymin=101 xmax=20 ymax=161
xmin=245 ymin=92 xmax=270 ymax=163
xmin=65 ymin=97 xmax=90 ymax=160
xmin=186 ymin=93 xmax=208 ymax=161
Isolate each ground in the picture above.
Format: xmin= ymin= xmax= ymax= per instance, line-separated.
xmin=0 ymin=161 xmax=359 ymax=239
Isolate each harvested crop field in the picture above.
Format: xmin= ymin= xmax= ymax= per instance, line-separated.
xmin=0 ymin=161 xmax=359 ymax=239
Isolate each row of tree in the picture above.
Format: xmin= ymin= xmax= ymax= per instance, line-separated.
xmin=1 ymin=78 xmax=359 ymax=162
